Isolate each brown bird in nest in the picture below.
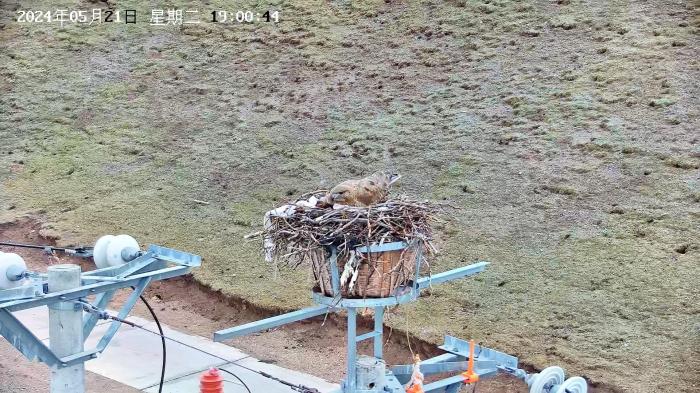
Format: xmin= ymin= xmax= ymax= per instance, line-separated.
xmin=326 ymin=172 xmax=401 ymax=207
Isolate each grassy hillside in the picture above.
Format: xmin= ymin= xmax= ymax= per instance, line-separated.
xmin=1 ymin=0 xmax=698 ymax=392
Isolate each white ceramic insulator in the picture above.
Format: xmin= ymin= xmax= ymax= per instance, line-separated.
xmin=93 ymin=235 xmax=115 ymax=269
xmin=0 ymin=252 xmax=28 ymax=290
xmin=529 ymin=366 xmax=565 ymax=393
xmin=556 ymin=377 xmax=588 ymax=393
xmin=93 ymin=234 xmax=140 ymax=268
xmin=105 ymin=234 xmax=139 ymax=267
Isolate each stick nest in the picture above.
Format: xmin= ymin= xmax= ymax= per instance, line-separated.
xmin=264 ymin=194 xmax=441 ymax=268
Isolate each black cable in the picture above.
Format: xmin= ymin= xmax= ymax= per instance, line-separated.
xmin=132 ymin=325 xmax=296 ymax=392
xmin=219 ymin=367 xmax=253 ymax=393
xmin=0 ymin=240 xmax=59 ymax=250
xmin=100 ymin=293 xmax=277 ymax=393
xmin=139 ymin=295 xmax=166 ymax=393
xmin=0 ymin=240 xmax=91 ymax=255
xmin=137 ymin=294 xmax=251 ymax=393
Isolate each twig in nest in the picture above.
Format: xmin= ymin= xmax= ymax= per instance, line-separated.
xmin=261 ymin=195 xmax=444 ymax=270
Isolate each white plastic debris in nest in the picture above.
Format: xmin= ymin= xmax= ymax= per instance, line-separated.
xmin=263 ymin=195 xmax=320 ymax=262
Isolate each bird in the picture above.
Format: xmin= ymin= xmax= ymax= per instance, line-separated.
xmin=326 ymin=172 xmax=401 ymax=207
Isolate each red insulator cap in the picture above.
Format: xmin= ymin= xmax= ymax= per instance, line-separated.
xmin=200 ymin=367 xmax=224 ymax=393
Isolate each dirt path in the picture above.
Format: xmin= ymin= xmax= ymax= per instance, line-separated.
xmin=0 ymin=217 xmax=619 ymax=393
xmin=0 ymin=340 xmax=140 ymax=393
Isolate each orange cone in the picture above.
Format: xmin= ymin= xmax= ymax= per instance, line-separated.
xmin=200 ymin=368 xmax=223 ymax=393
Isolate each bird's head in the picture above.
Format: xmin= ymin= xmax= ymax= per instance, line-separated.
xmin=327 ymin=183 xmax=353 ymax=204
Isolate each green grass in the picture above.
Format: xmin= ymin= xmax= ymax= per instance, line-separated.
xmin=1 ymin=1 xmax=699 ymax=392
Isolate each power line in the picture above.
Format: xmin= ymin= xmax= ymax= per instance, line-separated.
xmin=128 ymin=323 xmax=252 ymax=382
xmin=85 ymin=302 xmax=322 ymax=392
xmin=218 ymin=368 xmax=253 ymax=393
xmin=0 ymin=240 xmax=92 ymax=256
xmin=80 ymin=294 xmax=253 ymax=392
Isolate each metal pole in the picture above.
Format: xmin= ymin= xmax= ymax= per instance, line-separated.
xmin=48 ymin=264 xmax=84 ymax=393
xmin=373 ymin=306 xmax=384 ymax=359
xmin=346 ymin=307 xmax=357 ymax=393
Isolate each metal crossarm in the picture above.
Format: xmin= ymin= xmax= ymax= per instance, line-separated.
xmin=213 ymin=240 xmax=491 ymax=393
xmin=0 ymin=244 xmax=200 ymax=369
xmin=212 ymin=241 xmax=587 ymax=393
xmin=391 ymin=336 xmax=514 ymax=393
xmin=439 ymin=335 xmax=518 ymax=369
xmin=214 ymin=304 xmax=332 ymax=341
xmin=416 ymin=261 xmax=489 ymax=289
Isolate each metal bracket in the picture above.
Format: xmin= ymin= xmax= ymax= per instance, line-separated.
xmin=214 ymin=304 xmax=333 ymax=341
xmin=0 ymin=244 xmax=200 ymax=368
xmin=0 ymin=280 xmax=42 ymax=302
xmin=439 ymin=336 xmax=519 ymax=369
xmin=214 ymin=247 xmax=490 ymax=393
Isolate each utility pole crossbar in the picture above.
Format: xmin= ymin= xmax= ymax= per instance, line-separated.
xmin=213 ymin=240 xmax=495 ymax=393
xmin=0 ymin=241 xmax=200 ymax=393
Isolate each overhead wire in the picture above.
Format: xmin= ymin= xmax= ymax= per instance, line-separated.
xmin=84 ymin=295 xmax=254 ymax=393
xmin=217 ymin=368 xmax=253 ymax=393
xmin=0 ymin=241 xmax=92 ymax=256
xmin=126 ymin=322 xmax=256 ymax=392
xmin=2 ymin=240 xmax=308 ymax=392
xmin=83 ymin=297 xmax=333 ymax=393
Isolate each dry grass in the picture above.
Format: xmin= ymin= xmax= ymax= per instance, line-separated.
xmin=1 ymin=0 xmax=698 ymax=392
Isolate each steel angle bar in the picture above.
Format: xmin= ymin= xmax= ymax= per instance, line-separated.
xmin=422 ymin=353 xmax=462 ymax=365
xmin=57 ymin=348 xmax=100 ymax=366
xmin=62 ymin=257 xmax=160 ymax=285
xmin=213 ymin=304 xmax=333 ymax=341
xmin=346 ymin=307 xmax=357 ymax=392
xmin=148 ymin=244 xmax=201 ymax=267
xmin=0 ymin=284 xmax=39 ymax=302
xmin=473 ymin=359 xmax=499 ymax=372
xmin=416 ymin=262 xmax=489 ymax=289
xmin=440 ymin=335 xmax=518 ymax=369
xmin=422 ymin=365 xmax=500 ymax=393
xmin=0 ymin=309 xmax=62 ymax=367
xmin=312 ymin=290 xmax=417 ymax=308
xmin=79 ymin=276 xmax=125 ymax=283
xmin=373 ymin=306 xmax=384 ymax=358
xmin=82 ymin=290 xmax=116 ymax=337
xmin=354 ymin=241 xmax=407 ymax=253
xmin=96 ymin=277 xmax=151 ymax=352
xmin=113 ymin=256 xmax=160 ymax=278
xmin=0 ymin=265 xmax=189 ymax=312
xmin=84 ymin=256 xmax=159 ymax=278
xmin=391 ymin=361 xmax=470 ymax=376
xmin=355 ymin=330 xmax=381 ymax=342
xmin=423 ymin=375 xmax=466 ymax=392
